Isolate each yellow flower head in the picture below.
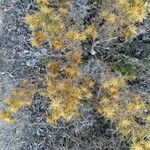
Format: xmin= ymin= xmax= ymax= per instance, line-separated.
xmin=64 ymin=66 xmax=80 ymax=78
xmin=47 ymin=60 xmax=62 ymax=77
xmin=24 ymin=14 xmax=40 ymax=31
xmin=62 ymin=107 xmax=79 ymax=121
xmin=122 ymin=25 xmax=137 ymax=39
xmin=85 ymin=25 xmax=97 ymax=39
xmin=31 ymin=31 xmax=46 ymax=48
xmin=0 ymin=110 xmax=15 ymax=123
xmin=47 ymin=111 xmax=62 ymax=124
xmin=131 ymin=143 xmax=145 ymax=150
xmin=102 ymin=10 xmax=117 ymax=24
xmin=78 ymin=33 xmax=87 ymax=41
xmin=69 ymin=50 xmax=82 ymax=65
xmin=82 ymin=78 xmax=94 ymax=88
xmin=127 ymin=4 xmax=147 ymax=23
xmin=118 ymin=118 xmax=132 ymax=128
xmin=52 ymin=38 xmax=63 ymax=51
xmin=59 ymin=8 xmax=69 ymax=16
xmin=66 ymin=30 xmax=80 ymax=41
xmin=97 ymin=104 xmax=118 ymax=119
xmin=51 ymin=99 xmax=62 ymax=111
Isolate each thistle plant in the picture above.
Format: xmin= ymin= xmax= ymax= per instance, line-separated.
xmin=45 ymin=50 xmax=93 ymax=124
xmin=0 ymin=80 xmax=35 ymax=123
xmin=0 ymin=0 xmax=149 ymax=150
xmin=97 ymin=76 xmax=150 ymax=150
xmin=24 ymin=0 xmax=97 ymax=50
xmin=99 ymin=0 xmax=149 ymax=39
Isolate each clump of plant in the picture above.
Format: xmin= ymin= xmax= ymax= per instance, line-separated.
xmin=44 ymin=50 xmax=94 ymax=124
xmin=97 ymin=76 xmax=150 ymax=150
xmin=100 ymin=0 xmax=149 ymax=39
xmin=0 ymin=0 xmax=149 ymax=150
xmin=24 ymin=0 xmax=97 ymax=50
xmin=0 ymin=80 xmax=35 ymax=123
xmin=0 ymin=51 xmax=94 ymax=124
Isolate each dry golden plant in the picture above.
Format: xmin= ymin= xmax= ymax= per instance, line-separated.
xmin=45 ymin=50 xmax=94 ymax=124
xmin=24 ymin=0 xmax=98 ymax=50
xmin=97 ymin=76 xmax=150 ymax=150
xmin=99 ymin=0 xmax=149 ymax=39
xmin=0 ymin=80 xmax=36 ymax=123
